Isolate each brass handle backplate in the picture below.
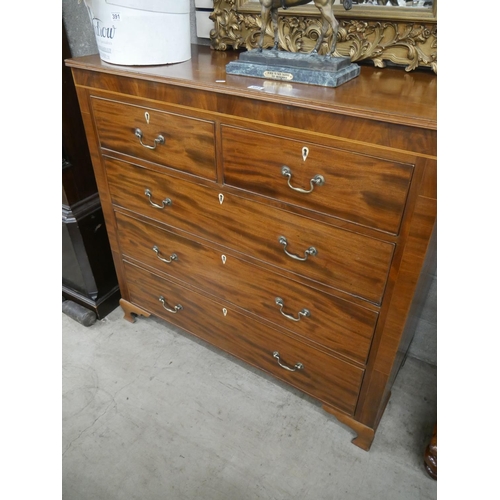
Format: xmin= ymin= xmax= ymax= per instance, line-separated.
xmin=158 ymin=296 xmax=183 ymax=314
xmin=278 ymin=236 xmax=317 ymax=261
xmin=145 ymin=189 xmax=172 ymax=209
xmin=152 ymin=246 xmax=178 ymax=264
xmin=281 ymin=166 xmax=324 ymax=194
xmin=275 ymin=297 xmax=310 ymax=322
xmin=272 ymin=351 xmax=304 ymax=372
xmin=134 ymin=128 xmax=165 ymax=150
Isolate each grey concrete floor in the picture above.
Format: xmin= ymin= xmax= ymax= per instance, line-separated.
xmin=63 ymin=306 xmax=437 ymax=500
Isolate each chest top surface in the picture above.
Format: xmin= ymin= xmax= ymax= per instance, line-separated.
xmin=66 ymin=45 xmax=437 ymax=131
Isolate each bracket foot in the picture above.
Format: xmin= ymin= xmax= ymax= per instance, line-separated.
xmin=119 ymin=298 xmax=150 ymax=323
xmin=322 ymin=404 xmax=375 ymax=451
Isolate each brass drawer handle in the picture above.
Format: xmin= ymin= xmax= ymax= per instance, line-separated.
xmin=278 ymin=236 xmax=317 ymax=261
xmin=158 ymin=296 xmax=183 ymax=314
xmin=273 ymin=351 xmax=304 ymax=372
xmin=281 ymin=166 xmax=325 ymax=194
xmin=134 ymin=128 xmax=165 ymax=150
xmin=275 ymin=297 xmax=310 ymax=322
xmin=152 ymin=246 xmax=178 ymax=264
xmin=145 ymin=189 xmax=172 ymax=209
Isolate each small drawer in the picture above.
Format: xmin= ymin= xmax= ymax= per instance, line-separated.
xmin=123 ymin=261 xmax=364 ymax=415
xmin=222 ymin=126 xmax=414 ymax=234
xmin=105 ymin=158 xmax=394 ymax=304
xmin=115 ymin=212 xmax=379 ymax=364
xmin=91 ymin=97 xmax=216 ymax=180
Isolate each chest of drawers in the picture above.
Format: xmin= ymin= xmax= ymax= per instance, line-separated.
xmin=67 ymin=45 xmax=436 ymax=451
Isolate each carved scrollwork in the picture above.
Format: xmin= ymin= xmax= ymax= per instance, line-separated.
xmin=209 ymin=0 xmax=246 ymax=50
xmin=209 ymin=0 xmax=437 ymax=72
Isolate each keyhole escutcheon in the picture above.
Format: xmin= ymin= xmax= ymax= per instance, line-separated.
xmin=302 ymin=147 xmax=309 ymax=162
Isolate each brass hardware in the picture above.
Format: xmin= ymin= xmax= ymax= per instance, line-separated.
xmin=144 ymin=112 xmax=150 ymax=124
xmin=152 ymin=246 xmax=178 ymax=264
xmin=158 ymin=296 xmax=183 ymax=314
xmin=275 ymin=297 xmax=310 ymax=322
xmin=134 ymin=128 xmax=165 ymax=150
xmin=281 ymin=166 xmax=324 ymax=194
xmin=219 ymin=193 xmax=224 ymax=204
xmin=144 ymin=189 xmax=172 ymax=209
xmin=221 ymin=255 xmax=227 ymax=264
xmin=272 ymin=351 xmax=304 ymax=372
xmin=222 ymin=307 xmax=228 ymax=316
xmin=278 ymin=236 xmax=317 ymax=261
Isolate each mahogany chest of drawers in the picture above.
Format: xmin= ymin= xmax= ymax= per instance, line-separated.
xmin=67 ymin=45 xmax=436 ymax=450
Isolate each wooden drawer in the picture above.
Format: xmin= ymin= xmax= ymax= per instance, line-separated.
xmin=91 ymin=97 xmax=216 ymax=180
xmin=106 ymin=158 xmax=394 ymax=304
xmin=222 ymin=126 xmax=414 ymax=234
xmin=115 ymin=212 xmax=378 ymax=364
xmin=123 ymin=261 xmax=365 ymax=415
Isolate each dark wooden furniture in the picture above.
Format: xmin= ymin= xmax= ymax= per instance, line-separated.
xmin=424 ymin=424 xmax=437 ymax=479
xmin=62 ymin=22 xmax=120 ymax=319
xmin=66 ymin=45 xmax=436 ymax=450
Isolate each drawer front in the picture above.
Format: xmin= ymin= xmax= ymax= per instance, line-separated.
xmin=106 ymin=158 xmax=394 ymax=304
xmin=222 ymin=126 xmax=414 ymax=234
xmin=115 ymin=212 xmax=378 ymax=364
xmin=123 ymin=261 xmax=364 ymax=415
xmin=91 ymin=97 xmax=216 ymax=180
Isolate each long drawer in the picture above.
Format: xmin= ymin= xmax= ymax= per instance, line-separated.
xmin=115 ymin=211 xmax=378 ymax=364
xmin=221 ymin=125 xmax=414 ymax=234
xmin=106 ymin=158 xmax=394 ymax=304
xmin=91 ymin=97 xmax=217 ymax=180
xmin=123 ymin=261 xmax=365 ymax=415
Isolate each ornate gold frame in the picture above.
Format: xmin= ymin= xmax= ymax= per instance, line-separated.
xmin=209 ymin=1 xmax=437 ymax=72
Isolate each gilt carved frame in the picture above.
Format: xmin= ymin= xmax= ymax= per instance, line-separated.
xmin=209 ymin=0 xmax=437 ymax=72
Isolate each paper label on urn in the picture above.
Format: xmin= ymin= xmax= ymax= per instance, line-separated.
xmin=263 ymin=70 xmax=293 ymax=81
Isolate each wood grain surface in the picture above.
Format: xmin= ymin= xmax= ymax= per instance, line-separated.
xmin=115 ymin=211 xmax=378 ymax=364
xmin=105 ymin=157 xmax=395 ymax=304
xmin=67 ymin=46 xmax=436 ymax=450
xmin=92 ymin=97 xmax=217 ymax=180
xmin=222 ymin=125 xmax=414 ymax=235
xmin=124 ymin=260 xmax=365 ymax=415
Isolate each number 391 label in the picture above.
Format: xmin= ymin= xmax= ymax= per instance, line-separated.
xmin=111 ymin=12 xmax=121 ymax=21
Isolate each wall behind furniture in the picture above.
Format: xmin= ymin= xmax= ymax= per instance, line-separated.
xmin=62 ymin=0 xmax=437 ymax=367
